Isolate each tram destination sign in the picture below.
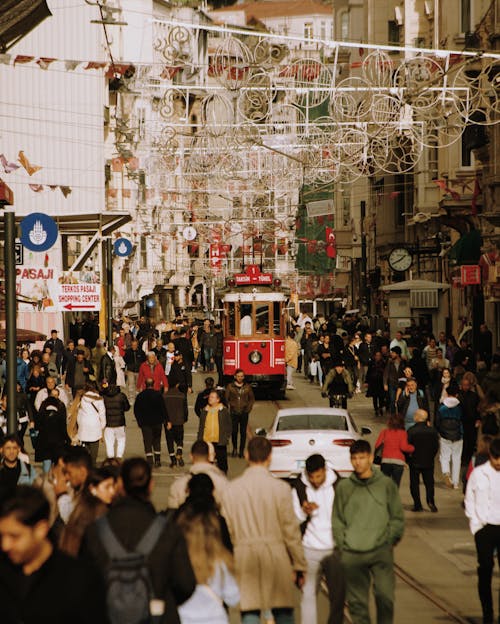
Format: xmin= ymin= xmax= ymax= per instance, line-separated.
xmin=234 ymin=265 xmax=273 ymax=285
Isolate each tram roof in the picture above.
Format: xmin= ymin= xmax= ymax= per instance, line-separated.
xmin=222 ymin=291 xmax=287 ymax=302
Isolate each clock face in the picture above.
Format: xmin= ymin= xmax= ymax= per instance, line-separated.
xmin=388 ymin=248 xmax=412 ymax=272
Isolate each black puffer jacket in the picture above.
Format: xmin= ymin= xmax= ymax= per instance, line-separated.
xmin=101 ymin=386 xmax=130 ymax=428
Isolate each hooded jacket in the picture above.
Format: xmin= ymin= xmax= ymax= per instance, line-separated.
xmin=76 ymin=391 xmax=106 ymax=443
xmin=332 ymin=469 xmax=404 ymax=553
xmin=292 ymin=468 xmax=337 ymax=550
xmin=436 ymin=397 xmax=463 ymax=441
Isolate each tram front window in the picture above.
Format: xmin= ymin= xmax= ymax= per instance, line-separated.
xmin=240 ymin=304 xmax=252 ymax=335
xmin=255 ymin=304 xmax=269 ymax=334
xmin=273 ymin=301 xmax=281 ymax=335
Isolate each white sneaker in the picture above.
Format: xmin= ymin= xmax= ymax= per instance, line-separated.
xmin=191 ymin=367 xmax=196 ymax=373
xmin=286 ymin=385 xmax=296 ymax=390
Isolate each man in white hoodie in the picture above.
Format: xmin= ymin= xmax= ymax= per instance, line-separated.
xmin=292 ymin=453 xmax=345 ymax=624
xmin=465 ymin=437 xmax=500 ymax=624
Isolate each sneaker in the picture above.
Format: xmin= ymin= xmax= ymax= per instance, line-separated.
xmin=286 ymin=385 xmax=296 ymax=390
xmin=453 ymin=484 xmax=460 ymax=490
xmin=169 ymin=455 xmax=177 ymax=468
xmin=191 ymin=367 xmax=196 ymax=373
xmin=443 ymin=474 xmax=453 ymax=489
xmin=154 ymin=456 xmax=161 ymax=468
xmin=428 ymin=503 xmax=438 ymax=513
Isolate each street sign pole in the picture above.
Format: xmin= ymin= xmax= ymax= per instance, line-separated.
xmin=5 ymin=207 xmax=17 ymax=434
xmin=105 ymin=238 xmax=113 ymax=346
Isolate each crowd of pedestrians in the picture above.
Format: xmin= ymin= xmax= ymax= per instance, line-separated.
xmin=0 ymin=312 xmax=499 ymax=624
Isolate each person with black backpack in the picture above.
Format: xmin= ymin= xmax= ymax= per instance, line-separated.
xmin=81 ymin=457 xmax=196 ymax=624
xmin=291 ymin=454 xmax=346 ymax=624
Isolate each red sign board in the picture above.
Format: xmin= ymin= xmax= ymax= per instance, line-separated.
xmin=460 ymin=265 xmax=481 ymax=285
xmin=234 ymin=264 xmax=273 ymax=285
xmin=210 ymin=244 xmax=230 ymax=274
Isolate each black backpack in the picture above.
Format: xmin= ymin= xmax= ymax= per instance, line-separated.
xmin=96 ymin=514 xmax=167 ymax=624
xmin=293 ymin=472 xmax=341 ymax=535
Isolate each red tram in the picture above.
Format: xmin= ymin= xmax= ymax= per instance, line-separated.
xmin=221 ymin=265 xmax=287 ymax=396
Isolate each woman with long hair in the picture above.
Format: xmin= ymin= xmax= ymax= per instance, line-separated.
xmin=59 ymin=466 xmax=116 ymax=557
xmin=176 ymin=473 xmax=239 ymax=624
xmin=374 ymin=412 xmax=415 ymax=488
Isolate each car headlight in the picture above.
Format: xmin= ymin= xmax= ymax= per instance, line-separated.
xmin=249 ymin=350 xmax=262 ymax=364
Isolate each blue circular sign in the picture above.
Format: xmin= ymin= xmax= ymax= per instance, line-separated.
xmin=20 ymin=212 xmax=58 ymax=252
xmin=113 ymin=237 xmax=133 ymax=257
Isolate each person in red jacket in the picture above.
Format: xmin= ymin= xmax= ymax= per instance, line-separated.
xmin=375 ymin=413 xmax=415 ymax=487
xmin=137 ymin=352 xmax=168 ymax=393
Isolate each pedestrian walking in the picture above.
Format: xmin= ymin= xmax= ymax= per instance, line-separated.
xmin=34 ymin=396 xmax=70 ymax=474
xmin=123 ymin=339 xmax=146 ymax=402
xmin=465 ymin=437 xmax=500 ymax=624
xmin=65 ymin=350 xmax=93 ymax=398
xmin=366 ymin=351 xmax=386 ymax=416
xmin=0 ymin=486 xmax=108 ymax=624
xmin=194 ymin=377 xmax=215 ymax=418
xmin=164 ymin=385 xmax=189 ymax=467
xmin=374 ymin=413 xmax=415 ymax=487
xmin=389 ymin=331 xmax=409 ymax=360
xmin=459 ymin=376 xmax=481 ymax=470
xmin=98 ymin=344 xmax=117 ymax=386
xmin=198 ymin=390 xmax=231 ymax=473
xmin=82 ymin=457 xmax=196 ymax=624
xmin=396 ymin=377 xmax=429 ymax=431
xmin=285 ymin=332 xmax=299 ymax=390
xmin=137 ymin=352 xmax=168 ymax=393
xmin=213 ymin=324 xmax=224 ymax=387
xmin=43 ymin=329 xmax=65 ymax=371
xmin=222 ymin=436 xmax=307 ymax=624
xmin=226 ymin=370 xmax=255 ymax=458
xmin=407 ymin=409 xmax=439 ymax=512
xmin=291 ymin=453 xmax=345 ymax=624
xmin=383 ymin=347 xmax=405 ymax=412
xmin=0 ymin=435 xmax=37 ymax=504
xmin=134 ymin=378 xmax=168 ymax=467
xmin=176 ymin=473 xmax=240 ymax=624
xmin=332 ymin=439 xmax=404 ymax=624
xmin=101 ymin=382 xmax=130 ymax=460
xmin=67 ymin=384 xmax=106 ymax=467
xmin=167 ymin=440 xmax=228 ymax=509
xmin=436 ymin=384 xmax=463 ymax=489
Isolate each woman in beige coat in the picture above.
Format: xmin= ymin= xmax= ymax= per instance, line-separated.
xmin=222 ymin=437 xmax=306 ymax=623
xmin=285 ymin=332 xmax=299 ymax=390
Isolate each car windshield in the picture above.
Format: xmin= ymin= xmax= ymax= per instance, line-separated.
xmin=276 ymin=414 xmax=348 ymax=431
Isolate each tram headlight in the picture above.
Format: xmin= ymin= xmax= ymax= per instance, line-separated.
xmin=249 ymin=350 xmax=262 ymax=365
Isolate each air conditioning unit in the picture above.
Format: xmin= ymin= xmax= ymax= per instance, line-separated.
xmin=410 ymin=289 xmax=438 ymax=308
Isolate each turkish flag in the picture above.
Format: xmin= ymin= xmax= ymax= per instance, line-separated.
xmin=326 ymin=227 xmax=337 ymax=259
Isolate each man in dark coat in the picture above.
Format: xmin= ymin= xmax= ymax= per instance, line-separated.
xmin=163 ymin=386 xmax=189 ymax=468
xmin=98 ymin=345 xmax=117 ymax=386
xmin=459 ymin=377 xmax=480 ymax=468
xmin=0 ymin=486 xmax=108 ymax=624
xmin=65 ymin=350 xmax=93 ymax=397
xmin=81 ymin=458 xmax=196 ymax=624
xmin=168 ymin=352 xmax=192 ymax=394
xmin=173 ymin=328 xmax=194 ymax=371
xmin=194 ymin=377 xmax=215 ymax=418
xmin=213 ymin=324 xmax=224 ymax=387
xmin=407 ymin=409 xmax=439 ymax=512
xmin=43 ymin=330 xmax=65 ymax=371
xmin=134 ymin=379 xmax=167 ymax=467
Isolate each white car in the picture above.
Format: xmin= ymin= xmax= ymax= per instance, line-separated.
xmin=266 ymin=407 xmax=371 ymax=478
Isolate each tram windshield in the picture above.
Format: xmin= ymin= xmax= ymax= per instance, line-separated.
xmin=224 ymin=300 xmax=284 ymax=337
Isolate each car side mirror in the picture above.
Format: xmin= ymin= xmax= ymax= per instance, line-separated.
xmin=361 ymin=426 xmax=372 ymax=436
xmin=255 ymin=428 xmax=267 ymax=436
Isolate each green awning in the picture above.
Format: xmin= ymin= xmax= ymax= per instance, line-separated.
xmin=448 ymin=228 xmax=482 ymax=266
xmin=0 ymin=0 xmax=51 ymax=52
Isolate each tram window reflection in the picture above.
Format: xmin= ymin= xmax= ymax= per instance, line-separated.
xmin=255 ymin=304 xmax=269 ymax=334
xmin=273 ymin=301 xmax=281 ymax=335
xmin=240 ymin=303 xmax=252 ymax=335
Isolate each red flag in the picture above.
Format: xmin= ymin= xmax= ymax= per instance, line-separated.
xmin=84 ymin=61 xmax=107 ymax=70
xmin=160 ymin=66 xmax=181 ymax=79
xmin=37 ymin=57 xmax=56 ymax=70
xmin=0 ymin=154 xmax=19 ymax=173
xmin=59 ymin=186 xmax=72 ymax=198
xmin=14 ymin=55 xmax=34 ymax=65
xmin=105 ymin=63 xmax=131 ymax=78
xmin=111 ymin=157 xmax=123 ymax=172
xmin=389 ymin=191 xmax=400 ymax=199
xmin=325 ymin=227 xmax=337 ymax=259
xmin=434 ymin=179 xmax=461 ymax=201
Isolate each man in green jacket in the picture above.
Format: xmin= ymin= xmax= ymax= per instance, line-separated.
xmin=332 ymin=439 xmax=404 ymax=623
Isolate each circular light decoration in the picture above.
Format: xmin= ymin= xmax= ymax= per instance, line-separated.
xmin=145 ymin=298 xmax=155 ymax=309
xmin=183 ymin=226 xmax=197 ymax=241
xmin=249 ymin=350 xmax=262 ymax=365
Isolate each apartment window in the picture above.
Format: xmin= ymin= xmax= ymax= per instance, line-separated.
xmin=140 ymin=235 xmax=147 ymax=269
xmin=461 ymin=0 xmax=471 ymax=32
xmin=137 ymin=106 xmax=146 ymax=140
xmin=427 ymin=139 xmax=438 ymax=181
xmin=304 ymin=22 xmax=313 ymax=39
xmin=320 ymin=21 xmax=326 ymax=40
xmin=342 ymin=188 xmax=351 ymax=227
xmin=388 ymin=20 xmax=400 ymax=44
xmin=340 ymin=12 xmax=349 ymax=40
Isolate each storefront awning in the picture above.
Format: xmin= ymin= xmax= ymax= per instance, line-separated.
xmin=0 ymin=0 xmax=51 ymax=52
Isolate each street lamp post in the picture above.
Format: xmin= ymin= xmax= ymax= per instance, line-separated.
xmin=0 ymin=180 xmax=17 ymax=434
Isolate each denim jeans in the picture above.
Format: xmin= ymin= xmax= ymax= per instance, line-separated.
xmin=42 ymin=459 xmax=52 ymax=473
xmin=241 ymin=608 xmax=294 ymax=624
